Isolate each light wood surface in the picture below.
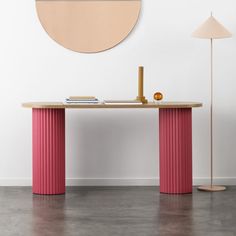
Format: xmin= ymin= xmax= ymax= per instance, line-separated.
xmin=22 ymin=102 xmax=202 ymax=109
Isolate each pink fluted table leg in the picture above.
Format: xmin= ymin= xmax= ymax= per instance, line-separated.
xmin=32 ymin=108 xmax=65 ymax=195
xmin=159 ymin=108 xmax=192 ymax=194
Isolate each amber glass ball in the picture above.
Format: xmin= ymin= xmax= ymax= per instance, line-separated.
xmin=153 ymin=92 xmax=163 ymax=101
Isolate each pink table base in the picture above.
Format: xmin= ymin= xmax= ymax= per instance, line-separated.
xmin=32 ymin=108 xmax=65 ymax=195
xmin=159 ymin=108 xmax=192 ymax=194
xmin=31 ymin=107 xmax=193 ymax=195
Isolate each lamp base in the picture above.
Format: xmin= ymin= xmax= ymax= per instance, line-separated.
xmin=197 ymin=185 xmax=226 ymax=192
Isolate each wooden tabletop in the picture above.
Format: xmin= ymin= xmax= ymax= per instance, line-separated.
xmin=22 ymin=102 xmax=202 ymax=109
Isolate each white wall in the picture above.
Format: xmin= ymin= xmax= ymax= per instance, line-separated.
xmin=0 ymin=0 xmax=236 ymax=186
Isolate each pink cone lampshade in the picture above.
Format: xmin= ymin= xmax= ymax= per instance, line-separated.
xmin=192 ymin=15 xmax=232 ymax=39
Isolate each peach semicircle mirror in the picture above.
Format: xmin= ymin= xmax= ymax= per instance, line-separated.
xmin=36 ymin=0 xmax=141 ymax=53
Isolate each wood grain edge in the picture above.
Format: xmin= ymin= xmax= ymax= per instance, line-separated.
xmin=22 ymin=102 xmax=203 ymax=109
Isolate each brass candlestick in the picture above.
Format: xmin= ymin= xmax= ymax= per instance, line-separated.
xmin=136 ymin=66 xmax=148 ymax=104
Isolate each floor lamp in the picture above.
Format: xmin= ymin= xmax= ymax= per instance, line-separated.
xmin=192 ymin=14 xmax=232 ymax=192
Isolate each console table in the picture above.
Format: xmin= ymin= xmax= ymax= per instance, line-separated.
xmin=23 ymin=102 xmax=202 ymax=195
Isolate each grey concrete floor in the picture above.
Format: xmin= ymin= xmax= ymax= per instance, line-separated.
xmin=0 ymin=187 xmax=236 ymax=236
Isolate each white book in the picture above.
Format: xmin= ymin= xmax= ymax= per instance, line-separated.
xmin=104 ymin=100 xmax=143 ymax=105
xmin=66 ymin=98 xmax=98 ymax=102
xmin=65 ymin=100 xmax=99 ymax=104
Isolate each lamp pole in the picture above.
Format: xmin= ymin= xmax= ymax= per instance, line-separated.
xmin=210 ymin=38 xmax=213 ymax=188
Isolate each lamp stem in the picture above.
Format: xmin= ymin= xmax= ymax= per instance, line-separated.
xmin=198 ymin=38 xmax=225 ymax=192
xmin=210 ymin=38 xmax=213 ymax=188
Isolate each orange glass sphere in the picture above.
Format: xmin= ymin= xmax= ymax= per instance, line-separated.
xmin=153 ymin=92 xmax=163 ymax=101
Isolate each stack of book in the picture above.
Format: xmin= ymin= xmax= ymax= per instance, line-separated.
xmin=65 ymin=96 xmax=99 ymax=104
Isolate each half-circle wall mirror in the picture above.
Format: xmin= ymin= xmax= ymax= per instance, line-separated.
xmin=36 ymin=0 xmax=141 ymax=53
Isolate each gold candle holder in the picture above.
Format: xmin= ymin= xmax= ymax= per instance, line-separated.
xmin=136 ymin=66 xmax=148 ymax=104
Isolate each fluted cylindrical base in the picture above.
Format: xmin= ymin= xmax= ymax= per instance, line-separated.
xmin=159 ymin=108 xmax=192 ymax=194
xmin=32 ymin=108 xmax=65 ymax=195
